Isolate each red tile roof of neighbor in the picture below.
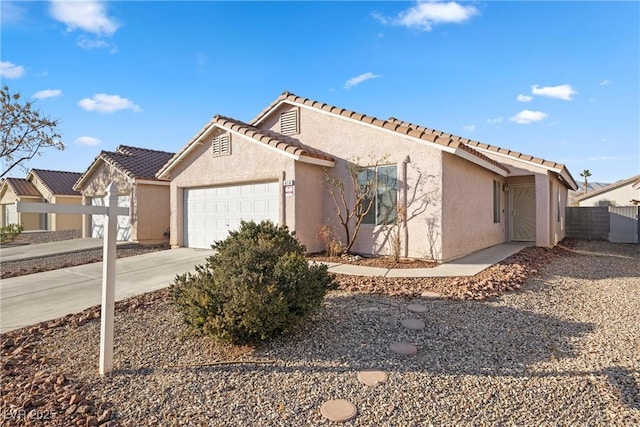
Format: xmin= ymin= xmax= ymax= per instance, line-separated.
xmin=75 ymin=145 xmax=175 ymax=190
xmin=251 ymin=91 xmax=510 ymax=173
xmin=214 ymin=115 xmax=335 ymax=163
xmin=29 ymin=169 xmax=82 ymax=196
xmin=2 ymin=178 xmax=41 ymax=197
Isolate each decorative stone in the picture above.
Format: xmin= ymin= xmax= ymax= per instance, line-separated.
xmin=421 ymin=291 xmax=441 ymax=299
xmin=320 ymin=399 xmax=358 ymax=422
xmin=401 ymin=318 xmax=425 ymax=330
xmin=407 ymin=303 xmax=428 ymax=313
xmin=390 ymin=342 xmax=418 ymax=355
xmin=357 ymin=370 xmax=388 ymax=386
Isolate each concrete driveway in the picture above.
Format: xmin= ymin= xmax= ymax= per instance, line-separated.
xmin=0 ymin=248 xmax=213 ymax=333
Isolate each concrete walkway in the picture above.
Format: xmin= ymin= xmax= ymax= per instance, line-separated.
xmin=0 ymin=240 xmax=529 ymax=333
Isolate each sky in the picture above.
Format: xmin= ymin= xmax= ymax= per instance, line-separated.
xmin=1 ymin=0 xmax=639 ymax=184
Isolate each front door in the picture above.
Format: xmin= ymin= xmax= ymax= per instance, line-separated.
xmin=510 ymin=185 xmax=536 ymax=241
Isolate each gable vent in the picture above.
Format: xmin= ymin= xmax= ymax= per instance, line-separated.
xmin=280 ymin=110 xmax=298 ymax=135
xmin=212 ymin=134 xmax=231 ymax=157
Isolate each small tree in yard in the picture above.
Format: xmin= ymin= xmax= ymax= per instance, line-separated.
xmin=171 ymin=220 xmax=335 ymax=345
xmin=1 ymin=85 xmax=63 ymax=178
xmin=324 ymin=159 xmax=386 ymax=254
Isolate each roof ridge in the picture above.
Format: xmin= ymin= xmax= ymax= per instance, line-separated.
xmin=115 ymin=144 xmax=175 ymax=155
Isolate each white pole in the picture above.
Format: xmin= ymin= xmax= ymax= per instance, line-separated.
xmin=99 ymin=182 xmax=119 ymax=375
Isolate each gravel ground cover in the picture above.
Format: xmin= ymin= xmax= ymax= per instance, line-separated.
xmin=1 ymin=240 xmax=638 ymax=426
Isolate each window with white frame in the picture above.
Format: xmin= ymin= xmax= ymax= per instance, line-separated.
xmin=493 ymin=180 xmax=501 ymax=223
xmin=212 ymin=134 xmax=230 ymax=157
xmin=360 ymin=165 xmax=398 ymax=225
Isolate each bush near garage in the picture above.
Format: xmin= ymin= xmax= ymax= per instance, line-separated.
xmin=171 ymin=220 xmax=335 ymax=345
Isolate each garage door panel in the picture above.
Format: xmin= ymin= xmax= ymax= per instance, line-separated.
xmin=183 ymin=182 xmax=279 ymax=249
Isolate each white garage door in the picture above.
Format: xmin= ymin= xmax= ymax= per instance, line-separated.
xmin=91 ymin=196 xmax=131 ymax=241
xmin=4 ymin=204 xmax=18 ymax=226
xmin=184 ymin=182 xmax=279 ymax=249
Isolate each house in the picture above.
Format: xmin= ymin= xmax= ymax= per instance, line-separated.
xmin=74 ymin=145 xmax=174 ymax=244
xmin=157 ymin=91 xmax=578 ymax=262
xmin=0 ymin=169 xmax=83 ymax=231
xmin=575 ymin=175 xmax=640 ymax=207
xmin=0 ymin=178 xmax=44 ymax=230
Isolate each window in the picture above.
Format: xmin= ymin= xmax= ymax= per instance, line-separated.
xmin=280 ymin=109 xmax=298 ymax=135
xmin=212 ymin=134 xmax=230 ymax=157
xmin=361 ymin=165 xmax=398 ymax=225
xmin=493 ymin=180 xmax=501 ymax=223
xmin=557 ymin=186 xmax=561 ymax=222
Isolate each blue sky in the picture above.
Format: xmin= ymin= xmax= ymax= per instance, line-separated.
xmin=2 ymin=0 xmax=638 ymax=184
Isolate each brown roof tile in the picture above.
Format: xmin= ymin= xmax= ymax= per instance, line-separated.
xmin=3 ymin=178 xmax=41 ymax=197
xmin=213 ymin=115 xmax=334 ymax=163
xmin=29 ymin=169 xmax=82 ymax=196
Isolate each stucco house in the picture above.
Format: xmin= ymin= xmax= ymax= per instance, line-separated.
xmin=0 ymin=169 xmax=83 ymax=231
xmin=157 ymin=91 xmax=578 ymax=262
xmin=575 ymin=174 xmax=640 ymax=207
xmin=74 ymin=145 xmax=174 ymax=244
xmin=0 ymin=178 xmax=44 ymax=230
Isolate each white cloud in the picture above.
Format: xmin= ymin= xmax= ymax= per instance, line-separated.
xmin=78 ymin=94 xmax=142 ymax=113
xmin=75 ymin=136 xmax=102 ymax=146
xmin=517 ymin=94 xmax=532 ymax=103
xmin=344 ymin=72 xmax=381 ymax=89
xmin=462 ymin=124 xmax=476 ymax=131
xmin=531 ymin=84 xmax=576 ymax=101
xmin=1 ymin=2 xmax=27 ymax=25
xmin=49 ymin=0 xmax=119 ymax=36
xmin=600 ymin=79 xmax=612 ymax=86
xmin=77 ymin=35 xmax=116 ymax=52
xmin=374 ymin=1 xmax=478 ymax=31
xmin=509 ymin=110 xmax=547 ymax=124
xmin=0 ymin=61 xmax=25 ymax=79
xmin=486 ymin=116 xmax=503 ymax=124
xmin=33 ymin=89 xmax=62 ymax=99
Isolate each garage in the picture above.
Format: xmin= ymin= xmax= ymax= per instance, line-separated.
xmin=183 ymin=181 xmax=279 ymax=249
xmin=91 ymin=195 xmax=132 ymax=241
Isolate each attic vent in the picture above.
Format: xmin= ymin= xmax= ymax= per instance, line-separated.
xmin=212 ymin=134 xmax=231 ymax=157
xmin=280 ymin=110 xmax=298 ymax=135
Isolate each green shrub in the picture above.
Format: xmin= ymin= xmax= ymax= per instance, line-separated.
xmin=0 ymin=224 xmax=24 ymax=243
xmin=171 ymin=220 xmax=335 ymax=345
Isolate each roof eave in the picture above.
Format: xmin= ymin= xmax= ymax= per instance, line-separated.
xmin=454 ymin=148 xmax=509 ymax=177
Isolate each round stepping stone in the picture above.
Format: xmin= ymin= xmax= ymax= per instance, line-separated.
xmin=407 ymin=303 xmax=428 ymax=313
xmin=390 ymin=342 xmax=418 ymax=355
xmin=357 ymin=370 xmax=388 ymax=386
xmin=320 ymin=399 xmax=357 ymax=422
xmin=401 ymin=318 xmax=425 ymax=330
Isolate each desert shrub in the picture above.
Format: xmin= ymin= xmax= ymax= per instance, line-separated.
xmin=0 ymin=224 xmax=24 ymax=243
xmin=316 ymin=223 xmax=344 ymax=257
xmin=172 ymin=220 xmax=335 ymax=345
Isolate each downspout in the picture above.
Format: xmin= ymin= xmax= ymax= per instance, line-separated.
xmin=402 ymin=155 xmax=411 ymax=258
xmin=280 ymin=171 xmax=286 ymax=227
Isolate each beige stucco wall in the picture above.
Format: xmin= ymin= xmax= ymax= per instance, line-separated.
xmin=78 ymin=162 xmax=133 ymax=239
xmin=260 ymin=104 xmax=444 ymax=259
xmin=134 ymin=183 xmax=170 ymax=244
xmin=49 ymin=195 xmax=83 ymax=231
xmin=0 ymin=188 xmax=42 ymax=230
xmin=167 ymin=128 xmax=297 ymax=248
xmin=578 ymin=183 xmax=639 ymax=207
xmin=293 ymin=161 xmax=325 ymax=253
xmin=441 ymin=153 xmax=506 ymax=261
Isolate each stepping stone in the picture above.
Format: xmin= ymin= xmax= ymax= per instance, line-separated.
xmin=401 ymin=318 xmax=425 ymax=330
xmin=407 ymin=303 xmax=428 ymax=313
xmin=421 ymin=291 xmax=441 ymax=299
xmin=320 ymin=399 xmax=357 ymax=422
xmin=357 ymin=370 xmax=388 ymax=386
xmin=390 ymin=342 xmax=418 ymax=355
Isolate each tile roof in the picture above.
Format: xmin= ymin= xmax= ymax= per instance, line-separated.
xmin=575 ymin=174 xmax=640 ymax=201
xmin=250 ymin=91 xmax=509 ymax=173
xmin=29 ymin=169 xmax=82 ymax=196
xmin=76 ymin=145 xmax=175 ymax=190
xmin=157 ymin=115 xmax=335 ymax=179
xmin=214 ymin=115 xmax=334 ymax=163
xmin=2 ymin=178 xmax=41 ymax=197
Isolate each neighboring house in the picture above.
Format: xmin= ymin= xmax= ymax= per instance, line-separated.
xmin=575 ymin=175 xmax=640 ymax=207
xmin=0 ymin=178 xmax=44 ymax=230
xmin=157 ymin=91 xmax=578 ymax=262
xmin=26 ymin=169 xmax=83 ymax=231
xmin=74 ymin=145 xmax=175 ymax=244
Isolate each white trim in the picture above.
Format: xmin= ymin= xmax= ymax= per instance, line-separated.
xmin=135 ymin=179 xmax=170 ymax=186
xmin=298 ymin=155 xmax=335 ymax=168
xmin=156 ymin=119 xmax=216 ymax=179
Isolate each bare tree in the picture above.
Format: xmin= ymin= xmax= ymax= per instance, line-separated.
xmin=324 ymin=159 xmax=384 ymax=254
xmin=1 ymin=85 xmax=63 ymax=178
